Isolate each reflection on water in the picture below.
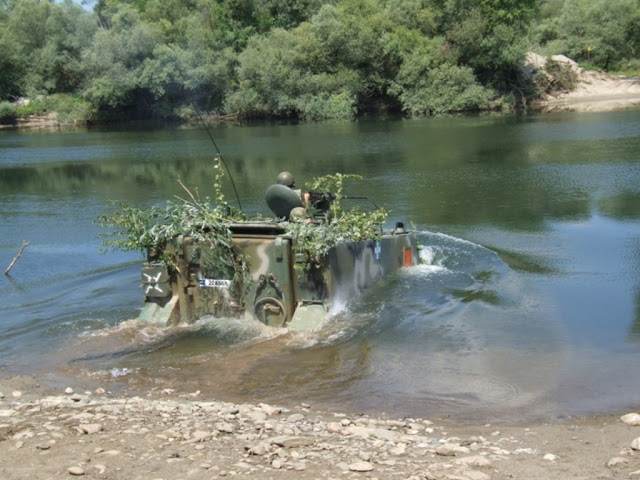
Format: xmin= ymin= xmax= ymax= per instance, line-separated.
xmin=1 ymin=110 xmax=640 ymax=422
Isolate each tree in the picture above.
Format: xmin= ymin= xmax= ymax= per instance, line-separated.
xmin=435 ymin=0 xmax=533 ymax=92
xmin=81 ymin=4 xmax=161 ymax=115
xmin=557 ymin=0 xmax=640 ymax=70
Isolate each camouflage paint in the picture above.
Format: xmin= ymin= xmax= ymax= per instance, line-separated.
xmin=137 ymin=221 xmax=419 ymax=330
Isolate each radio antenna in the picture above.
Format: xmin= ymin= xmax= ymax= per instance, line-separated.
xmin=192 ymin=103 xmax=243 ymax=211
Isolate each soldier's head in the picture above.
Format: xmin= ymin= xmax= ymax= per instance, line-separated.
xmin=289 ymin=206 xmax=307 ymax=222
xmin=277 ymin=171 xmax=295 ymax=188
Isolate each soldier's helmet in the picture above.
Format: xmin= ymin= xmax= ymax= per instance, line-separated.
xmin=276 ymin=171 xmax=295 ymax=188
xmin=289 ymin=206 xmax=307 ymax=222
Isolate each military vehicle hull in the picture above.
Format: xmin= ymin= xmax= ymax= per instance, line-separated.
xmin=138 ymin=221 xmax=419 ymax=330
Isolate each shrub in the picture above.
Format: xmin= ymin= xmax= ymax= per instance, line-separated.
xmin=0 ymin=102 xmax=17 ymax=125
xmin=297 ymin=91 xmax=357 ymax=121
xmin=13 ymin=94 xmax=93 ymax=124
xmin=536 ymin=59 xmax=579 ymax=95
xmin=392 ymin=62 xmax=495 ymax=115
xmin=47 ymin=94 xmax=93 ymax=123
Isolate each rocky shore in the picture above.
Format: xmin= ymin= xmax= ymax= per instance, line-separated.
xmin=2 ymin=377 xmax=640 ymax=480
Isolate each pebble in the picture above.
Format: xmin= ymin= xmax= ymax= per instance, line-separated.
xmin=12 ymin=391 xmax=22 ymax=398
xmin=358 ymin=451 xmax=372 ymax=461
xmin=621 ymin=413 xmax=640 ymax=426
xmin=465 ymin=471 xmax=491 ymax=480
xmin=80 ymin=423 xmax=103 ymax=435
xmin=259 ymin=403 xmax=280 ymax=416
xmin=288 ymin=413 xmax=305 ymax=423
xmin=436 ymin=444 xmax=469 ymax=456
xmin=68 ymin=466 xmax=85 ymax=476
xmin=543 ymin=453 xmax=558 ymax=461
xmin=327 ymin=422 xmax=342 ymax=432
xmin=631 ymin=437 xmax=640 ymax=450
xmin=270 ymin=435 xmax=315 ymax=448
xmin=216 ymin=422 xmax=235 ymax=434
xmin=246 ymin=444 xmax=267 ymax=456
xmin=606 ymin=456 xmax=628 ymax=468
xmin=454 ymin=455 xmax=492 ymax=468
xmin=65 ymin=387 xmax=74 ymax=394
xmin=349 ymin=461 xmax=374 ymax=472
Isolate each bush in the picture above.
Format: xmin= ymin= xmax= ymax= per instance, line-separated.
xmin=0 ymin=102 xmax=17 ymax=125
xmin=13 ymin=94 xmax=93 ymax=124
xmin=536 ymin=59 xmax=579 ymax=95
xmin=47 ymin=94 xmax=94 ymax=123
xmin=297 ymin=91 xmax=357 ymax=121
xmin=14 ymin=96 xmax=50 ymax=118
xmin=392 ymin=62 xmax=495 ymax=115
xmin=612 ymin=59 xmax=640 ymax=77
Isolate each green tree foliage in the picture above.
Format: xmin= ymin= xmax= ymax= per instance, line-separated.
xmin=1 ymin=0 xmax=96 ymax=96
xmin=434 ymin=0 xmax=533 ymax=93
xmin=0 ymin=101 xmax=17 ymax=124
xmin=226 ymin=24 xmax=359 ymax=119
xmin=81 ymin=5 xmax=162 ymax=115
xmin=392 ymin=60 xmax=494 ymax=115
xmin=557 ymin=0 xmax=640 ymax=70
xmin=2 ymin=0 xmax=640 ymax=121
xmin=533 ymin=0 xmax=640 ymax=71
xmin=0 ymin=35 xmax=22 ymax=100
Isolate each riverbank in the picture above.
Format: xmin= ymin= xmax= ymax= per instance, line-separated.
xmin=539 ymin=68 xmax=640 ymax=112
xmin=7 ymin=67 xmax=640 ymax=132
xmin=1 ymin=375 xmax=640 ymax=479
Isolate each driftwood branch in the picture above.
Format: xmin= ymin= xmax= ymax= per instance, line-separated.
xmin=4 ymin=241 xmax=29 ymax=276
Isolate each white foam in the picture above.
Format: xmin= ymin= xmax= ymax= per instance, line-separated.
xmin=420 ymin=230 xmax=488 ymax=249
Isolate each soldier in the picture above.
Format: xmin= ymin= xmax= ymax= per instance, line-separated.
xmin=276 ymin=171 xmax=310 ymax=215
xmin=276 ymin=171 xmax=310 ymax=222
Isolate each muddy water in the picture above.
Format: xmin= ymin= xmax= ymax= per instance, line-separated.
xmin=1 ymin=111 xmax=640 ymax=422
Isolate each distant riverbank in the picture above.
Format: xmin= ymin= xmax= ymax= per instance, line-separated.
xmin=6 ymin=69 xmax=640 ymax=132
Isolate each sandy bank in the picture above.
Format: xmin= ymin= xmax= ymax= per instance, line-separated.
xmin=1 ymin=376 xmax=640 ymax=480
xmin=539 ymin=69 xmax=640 ymax=113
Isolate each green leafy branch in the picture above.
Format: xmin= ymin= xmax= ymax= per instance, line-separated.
xmin=95 ymin=157 xmax=249 ymax=288
xmin=285 ymin=174 xmax=388 ymax=269
xmin=96 ymin=167 xmax=388 ymax=277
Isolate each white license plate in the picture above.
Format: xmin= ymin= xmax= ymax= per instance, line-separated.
xmin=199 ymin=279 xmax=231 ymax=288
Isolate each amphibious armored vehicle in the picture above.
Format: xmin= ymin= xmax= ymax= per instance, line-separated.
xmin=137 ymin=179 xmax=420 ymax=331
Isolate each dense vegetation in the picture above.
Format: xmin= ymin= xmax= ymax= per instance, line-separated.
xmin=1 ymin=0 xmax=639 ymax=123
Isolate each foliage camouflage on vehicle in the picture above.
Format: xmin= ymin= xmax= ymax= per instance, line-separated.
xmin=98 ymin=159 xmax=420 ymax=329
xmin=138 ymin=220 xmax=419 ymax=329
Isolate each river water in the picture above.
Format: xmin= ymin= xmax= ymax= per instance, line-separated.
xmin=1 ymin=111 xmax=639 ymax=423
